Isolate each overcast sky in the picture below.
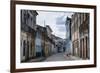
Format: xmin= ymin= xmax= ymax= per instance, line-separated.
xmin=36 ymin=10 xmax=73 ymax=39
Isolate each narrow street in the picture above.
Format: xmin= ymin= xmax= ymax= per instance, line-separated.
xmin=26 ymin=52 xmax=82 ymax=62
xmin=43 ymin=53 xmax=82 ymax=62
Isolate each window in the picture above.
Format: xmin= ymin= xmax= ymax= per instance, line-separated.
xmin=31 ymin=17 xmax=33 ymax=25
xmin=31 ymin=42 xmax=33 ymax=55
xmin=82 ymin=13 xmax=86 ymax=22
xmin=36 ymin=31 xmax=41 ymax=38
xmin=24 ymin=11 xmax=27 ymax=24
xmin=23 ymin=13 xmax=25 ymax=24
xmin=80 ymin=13 xmax=83 ymax=24
xmin=33 ymin=19 xmax=36 ymax=25
xmin=23 ymin=40 xmax=26 ymax=56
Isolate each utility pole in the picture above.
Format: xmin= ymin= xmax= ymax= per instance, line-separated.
xmin=44 ymin=20 xmax=46 ymax=27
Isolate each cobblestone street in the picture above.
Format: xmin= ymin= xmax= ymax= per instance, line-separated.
xmin=43 ymin=53 xmax=82 ymax=62
xmin=26 ymin=52 xmax=82 ymax=62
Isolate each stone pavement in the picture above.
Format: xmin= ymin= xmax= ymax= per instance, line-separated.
xmin=63 ymin=54 xmax=82 ymax=61
xmin=43 ymin=53 xmax=82 ymax=62
xmin=25 ymin=53 xmax=82 ymax=62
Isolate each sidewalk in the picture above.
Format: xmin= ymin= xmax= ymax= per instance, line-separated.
xmin=26 ymin=57 xmax=46 ymax=62
xmin=69 ymin=55 xmax=82 ymax=60
xmin=64 ymin=54 xmax=82 ymax=60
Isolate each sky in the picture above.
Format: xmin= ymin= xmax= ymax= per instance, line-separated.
xmin=36 ymin=10 xmax=73 ymax=39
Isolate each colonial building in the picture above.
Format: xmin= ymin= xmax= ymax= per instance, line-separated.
xmin=52 ymin=34 xmax=57 ymax=54
xmin=52 ymin=35 xmax=64 ymax=53
xmin=21 ymin=10 xmax=38 ymax=62
xmin=71 ymin=13 xmax=80 ymax=57
xmin=57 ymin=38 xmax=65 ymax=53
xmin=35 ymin=25 xmax=46 ymax=57
xmin=51 ymin=34 xmax=60 ymax=54
xmin=71 ymin=13 xmax=90 ymax=59
xmin=79 ymin=13 xmax=90 ymax=59
xmin=65 ymin=17 xmax=72 ymax=55
xmin=45 ymin=25 xmax=53 ymax=56
xmin=35 ymin=25 xmax=53 ymax=57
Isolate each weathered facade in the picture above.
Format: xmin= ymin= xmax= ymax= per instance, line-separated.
xmin=45 ymin=25 xmax=53 ymax=56
xmin=71 ymin=13 xmax=80 ymax=57
xmin=79 ymin=13 xmax=90 ymax=59
xmin=35 ymin=25 xmax=53 ymax=57
xmin=35 ymin=25 xmax=45 ymax=57
xmin=71 ymin=13 xmax=90 ymax=59
xmin=53 ymin=36 xmax=64 ymax=53
xmin=51 ymin=34 xmax=57 ymax=54
xmin=21 ymin=10 xmax=38 ymax=62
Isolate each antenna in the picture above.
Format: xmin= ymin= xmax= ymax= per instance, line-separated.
xmin=44 ymin=20 xmax=46 ymax=27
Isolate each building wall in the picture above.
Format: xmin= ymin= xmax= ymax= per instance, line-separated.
xmin=71 ymin=13 xmax=89 ymax=59
xmin=51 ymin=35 xmax=59 ymax=54
xmin=44 ymin=36 xmax=52 ymax=57
xmin=44 ymin=37 xmax=50 ymax=57
xmin=21 ymin=31 xmax=27 ymax=62
xmin=21 ymin=10 xmax=38 ymax=61
xmin=21 ymin=31 xmax=36 ymax=62
xmin=79 ymin=13 xmax=90 ymax=59
xmin=35 ymin=31 xmax=42 ymax=52
xmin=65 ymin=17 xmax=72 ymax=54
xmin=34 ymin=25 xmax=53 ymax=57
xmin=35 ymin=28 xmax=46 ymax=57
xmin=27 ymin=33 xmax=35 ymax=59
xmin=44 ymin=26 xmax=53 ymax=56
xmin=41 ymin=31 xmax=45 ymax=57
xmin=71 ymin=13 xmax=79 ymax=56
xmin=51 ymin=43 xmax=55 ymax=54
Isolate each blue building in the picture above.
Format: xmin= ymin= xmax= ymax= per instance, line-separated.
xmin=35 ymin=25 xmax=46 ymax=57
xmin=65 ymin=17 xmax=72 ymax=55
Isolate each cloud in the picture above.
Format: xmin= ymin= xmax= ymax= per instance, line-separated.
xmin=57 ymin=25 xmax=66 ymax=32
xmin=36 ymin=11 xmax=73 ymax=39
xmin=56 ymin=12 xmax=73 ymax=25
xmin=56 ymin=15 xmax=66 ymax=25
